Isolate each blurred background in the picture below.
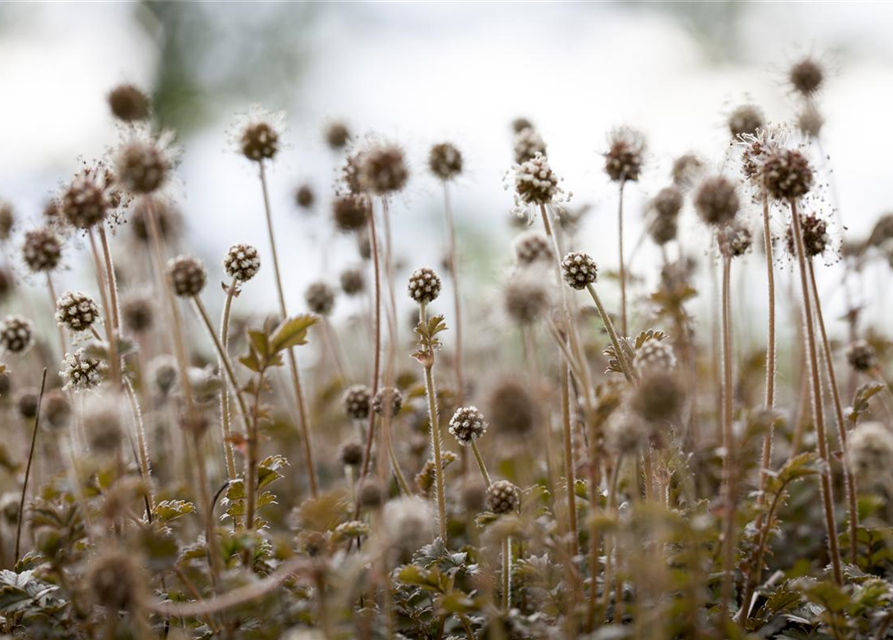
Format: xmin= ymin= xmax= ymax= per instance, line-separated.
xmin=2 ymin=2 xmax=893 ymax=353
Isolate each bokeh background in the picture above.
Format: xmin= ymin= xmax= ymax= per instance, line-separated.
xmin=2 ymin=2 xmax=893 ymax=353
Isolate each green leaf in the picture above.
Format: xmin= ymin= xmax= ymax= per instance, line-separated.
xmin=270 ymin=315 xmax=317 ymax=353
xmin=257 ymin=454 xmax=289 ymax=490
xmin=152 ymin=499 xmax=195 ymax=523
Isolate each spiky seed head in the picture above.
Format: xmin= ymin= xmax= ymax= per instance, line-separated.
xmin=651 ymin=186 xmax=683 ymax=219
xmin=332 ymin=195 xmax=368 ymax=233
xmin=359 ymin=145 xmax=409 ymax=195
xmin=295 ymin=184 xmax=315 ymax=210
xmin=44 ymin=389 xmax=71 ymax=430
xmin=797 ymin=102 xmax=824 ymax=139
xmin=504 ymin=278 xmax=550 ymax=325
xmin=60 ymin=349 xmax=106 ymax=392
xmin=339 ymin=439 xmax=364 ymax=467
xmin=513 ymin=153 xmax=563 ymax=206
xmin=606 ymin=411 xmax=647 ymax=455
xmin=55 ymin=291 xmax=100 ymax=332
xmin=785 ymin=213 xmax=829 ymax=258
xmin=513 ymin=127 xmax=547 ymax=164
xmin=604 ymin=127 xmax=646 ymax=182
xmin=372 ymin=386 xmax=404 ymax=418
xmin=789 ymin=57 xmax=824 ymax=97
xmin=847 ymin=422 xmax=893 ymax=486
xmin=561 ymin=251 xmax=598 ymax=290
xmin=240 ymin=121 xmax=280 ymax=161
xmin=489 ymin=378 xmax=536 ymax=436
xmin=719 ymin=222 xmax=754 ymax=258
xmin=429 ymin=142 xmax=463 ymax=180
xmin=630 ymin=371 xmax=685 ymax=423
xmin=486 ymin=480 xmax=521 ymax=515
xmin=511 ymin=117 xmax=534 ymax=134
xmin=21 ymin=227 xmax=62 ymax=273
xmin=513 ymin=230 xmax=553 ymax=266
xmin=61 ymin=175 xmax=110 ymax=229
xmin=107 ymin=84 xmax=150 ymax=122
xmin=340 ymin=268 xmax=365 ymax=296
xmin=694 ymin=176 xmax=739 ymax=226
xmin=671 ymin=153 xmax=704 ymax=187
xmin=122 ymin=295 xmax=153 ymax=334
xmin=325 ymin=121 xmax=351 ymax=150
xmin=357 ymin=479 xmax=385 ymax=509
xmin=728 ymin=104 xmax=765 ymax=139
xmin=224 ymin=243 xmax=261 ymax=282
xmin=407 ymin=267 xmax=441 ymax=304
xmin=633 ymin=340 xmax=677 ymax=374
xmin=342 ymin=384 xmax=372 ymax=420
xmin=449 ymin=406 xmax=488 ymax=445
xmin=846 ymin=340 xmax=877 ymax=373
xmin=762 ymin=149 xmax=813 ymax=201
xmin=0 ymin=316 xmax=33 ymax=354
xmin=115 ymin=139 xmax=170 ymax=195
xmin=648 ymin=214 xmax=678 ymax=246
xmin=304 ymin=281 xmax=336 ymax=316
xmin=86 ymin=548 xmax=144 ymax=611
xmin=17 ymin=389 xmax=38 ymax=419
xmin=168 ymin=256 xmax=206 ymax=297
xmin=0 ymin=202 xmax=14 ymax=241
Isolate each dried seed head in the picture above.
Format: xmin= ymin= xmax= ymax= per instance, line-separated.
xmin=0 ymin=201 xmax=14 ymax=241
xmin=44 ymin=389 xmax=71 ymax=430
xmin=513 ymin=127 xmax=547 ymax=164
xmin=489 ymin=378 xmax=536 ymax=436
xmin=511 ymin=117 xmax=534 ymax=134
xmin=846 ymin=340 xmax=877 ymax=373
xmin=382 ymin=497 xmax=433 ymax=562
xmin=304 ymin=281 xmax=336 ymax=316
xmin=604 ymin=127 xmax=646 ymax=182
xmin=325 ymin=121 xmax=351 ymax=150
xmin=561 ymin=251 xmax=598 ymax=290
xmin=107 ymin=84 xmax=150 ymax=122
xmin=513 ymin=230 xmax=553 ymax=266
xmin=633 ymin=340 xmax=677 ymax=374
xmin=339 ymin=439 xmax=364 ymax=467
xmin=0 ymin=316 xmax=33 ymax=354
xmin=17 ymin=389 xmax=38 ymax=420
xmin=847 ymin=422 xmax=893 ymax=486
xmin=648 ymin=213 xmax=678 ymax=246
xmin=719 ymin=222 xmax=754 ymax=258
xmin=785 ymin=213 xmax=829 ymax=258
xmin=240 ymin=120 xmax=280 ymax=161
xmin=461 ymin=482 xmax=486 ymax=512
xmin=295 ymin=184 xmax=315 ymax=210
xmin=512 ymin=153 xmax=565 ymax=207
xmin=342 ymin=384 xmax=372 ymax=420
xmin=86 ymin=548 xmax=144 ymax=611
xmin=372 ymin=386 xmax=404 ymax=418
xmin=671 ymin=153 xmax=704 ymax=187
xmin=168 ymin=256 xmax=206 ymax=297
xmin=630 ymin=371 xmax=685 ymax=423
xmin=122 ymin=295 xmax=153 ymax=334
xmin=357 ymin=231 xmax=372 ymax=260
xmin=129 ymin=198 xmax=180 ymax=244
xmin=55 ymin=291 xmax=100 ymax=332
xmin=606 ymin=410 xmax=646 ymax=456
xmin=797 ymin=102 xmax=825 ymax=139
xmin=789 ymin=57 xmax=824 ymax=97
xmin=651 ymin=186 xmax=683 ymax=219
xmin=504 ymin=278 xmax=550 ymax=325
xmin=21 ymin=227 xmax=62 ymax=273
xmin=429 ymin=142 xmax=463 ymax=180
xmin=224 ymin=243 xmax=261 ymax=282
xmin=149 ymin=355 xmax=178 ymax=396
xmin=486 ymin=479 xmax=521 ymax=515
xmin=359 ymin=145 xmax=409 ymax=195
xmin=694 ymin=176 xmax=739 ymax=226
xmin=407 ymin=267 xmax=442 ymax=304
xmin=357 ymin=479 xmax=385 ymax=509
xmin=339 ymin=268 xmax=365 ymax=296
xmin=762 ymin=149 xmax=813 ymax=201
xmin=449 ymin=406 xmax=488 ymax=445
xmin=61 ymin=173 xmax=111 ymax=229
xmin=60 ymin=349 xmax=105 ymax=392
xmin=115 ymin=136 xmax=172 ymax=195
xmin=728 ymin=104 xmax=765 ymax=139
xmin=332 ymin=195 xmax=368 ymax=233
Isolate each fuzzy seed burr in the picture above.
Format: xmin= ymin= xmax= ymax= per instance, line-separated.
xmin=305 ymin=281 xmax=336 ymax=316
xmin=651 ymin=186 xmax=683 ymax=219
xmin=372 ymin=386 xmax=404 ymax=418
xmin=224 ymin=243 xmax=261 ymax=282
xmin=728 ymin=104 xmax=765 ymax=139
xmin=511 ymin=117 xmax=534 ymax=134
xmin=55 ymin=291 xmax=100 ymax=332
xmin=789 ymin=57 xmax=824 ymax=97
xmin=357 ymin=479 xmax=385 ymax=509
xmin=21 ymin=227 xmax=62 ymax=273
xmin=240 ymin=121 xmax=280 ymax=161
xmin=60 ymin=349 xmax=105 ymax=392
xmin=168 ymin=256 xmax=207 ymax=297
xmin=513 ymin=127 xmax=547 ymax=164
xmin=61 ymin=175 xmax=110 ymax=229
xmin=0 ymin=316 xmax=33 ymax=354
xmin=694 ymin=176 xmax=739 ymax=227
xmin=115 ymin=138 xmax=171 ymax=195
xmin=342 ymin=384 xmax=372 ymax=420
xmin=339 ymin=439 xmax=364 ymax=467
xmin=359 ymin=145 xmax=409 ymax=195
xmin=719 ymin=222 xmax=753 ymax=258
xmin=486 ymin=480 xmax=521 ymax=515
xmin=846 ymin=340 xmax=877 ymax=373
xmin=630 ymin=371 xmax=685 ymax=423
xmin=44 ymin=389 xmax=71 ymax=431
xmin=86 ymin=548 xmax=144 ymax=611
xmin=513 ymin=230 xmax=553 ymax=266
xmin=513 ymin=153 xmax=563 ymax=206
xmin=340 ymin=268 xmax=365 ymax=296
xmin=333 ymin=194 xmax=368 ymax=233
xmin=797 ymin=102 xmax=824 ymax=139
xmin=0 ymin=201 xmax=14 ymax=241
xmin=130 ymin=198 xmax=180 ymax=244
xmin=785 ymin=213 xmax=829 ymax=258
xmin=560 ymin=251 xmax=598 ymax=290
xmin=122 ymin=295 xmax=153 ymax=334
xmin=107 ymin=84 xmax=150 ymax=122
xmin=429 ymin=142 xmax=463 ymax=180
xmin=448 ymin=406 xmax=488 ymax=446
xmin=604 ymin=127 xmax=646 ymax=182
xmin=671 ymin=153 xmax=704 ymax=187
xmin=648 ymin=214 xmax=678 ymax=246
xmin=17 ymin=389 xmax=38 ymax=419
xmin=294 ymin=184 xmax=315 ymax=210
xmin=762 ymin=149 xmax=813 ymax=201
xmin=504 ymin=278 xmax=550 ymax=325
xmin=325 ymin=121 xmax=351 ymax=150
xmin=633 ymin=340 xmax=677 ymax=374
xmin=847 ymin=422 xmax=893 ymax=486
xmin=407 ymin=267 xmax=441 ymax=304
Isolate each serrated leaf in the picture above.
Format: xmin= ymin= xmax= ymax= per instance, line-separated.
xmin=152 ymin=499 xmax=195 ymax=523
xmin=271 ymin=315 xmax=317 ymax=353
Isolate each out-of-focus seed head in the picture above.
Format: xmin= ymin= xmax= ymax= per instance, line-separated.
xmin=651 ymin=186 xmax=683 ymax=219
xmin=448 ymin=406 xmax=488 ymax=446
xmin=339 ymin=268 xmax=365 ymax=296
xmin=168 ymin=256 xmax=206 ymax=298
xmin=762 ymin=149 xmax=813 ymax=201
xmin=504 ymin=277 xmax=550 ymax=325
xmin=847 ymin=422 xmax=893 ymax=487
xmin=60 ymin=349 xmax=105 ymax=392
xmin=486 ymin=479 xmax=521 ymax=515
xmin=55 ymin=291 xmax=100 ymax=332
xmin=513 ymin=230 xmax=553 ymax=266
xmin=224 ymin=244 xmax=261 ymax=282
xmin=357 ymin=479 xmax=384 ymax=509
xmin=305 ymin=281 xmax=336 ymax=316
xmin=511 ymin=117 xmax=534 ymax=134
xmin=512 ymin=153 xmax=564 ymax=206
xmin=61 ymin=173 xmax=111 ymax=229
xmin=21 ymin=227 xmax=62 ymax=273
xmin=728 ymin=104 xmax=765 ymax=139
xmin=107 ymin=84 xmax=150 ymax=122
xmin=0 ymin=201 xmax=14 ymax=241
xmin=797 ymin=102 xmax=825 ymax=139
xmin=122 ymin=295 xmax=154 ymax=334
xmin=333 ymin=194 xmax=368 ymax=233
xmin=86 ymin=548 xmax=145 ymax=611
xmin=630 ymin=371 xmax=685 ymax=423
xmin=429 ymin=142 xmax=463 ymax=180
xmin=44 ymin=389 xmax=71 ymax=431
xmin=604 ymin=127 xmax=646 ymax=182
xmin=846 ymin=340 xmax=877 ymax=373
xmin=240 ymin=121 xmax=280 ymax=161
xmin=372 ymin=386 xmax=404 ymax=418
xmin=462 ymin=482 xmax=486 ymax=512
xmin=295 ymin=184 xmax=315 ymax=210
xmin=357 ymin=231 xmax=372 ymax=261
xmin=606 ymin=410 xmax=646 ymax=455
xmin=325 ymin=121 xmax=351 ymax=150
xmin=719 ymin=222 xmax=754 ymax=258
xmin=339 ymin=439 xmax=364 ymax=467
xmin=868 ymin=213 xmax=893 ymax=248
xmin=633 ymin=340 xmax=677 ymax=375
xmin=342 ymin=384 xmax=372 ymax=420
xmin=382 ymin=497 xmax=433 ymax=563
xmin=789 ymin=57 xmax=824 ymax=97
xmin=513 ymin=127 xmax=547 ymax=164
xmin=359 ymin=145 xmax=409 ymax=195
xmin=694 ymin=176 xmax=739 ymax=227
xmin=489 ymin=378 xmax=536 ymax=436
xmin=0 ymin=270 xmax=13 ymax=304
xmin=561 ymin=251 xmax=598 ymax=290
xmin=149 ymin=355 xmax=178 ymax=397
xmin=83 ymin=396 xmax=122 ymax=453
xmin=129 ymin=198 xmax=180 ymax=244
xmin=115 ymin=136 xmax=172 ymax=195
xmin=0 ymin=316 xmax=33 ymax=354
xmin=671 ymin=153 xmax=704 ymax=187
xmin=407 ymin=267 xmax=441 ymax=304
xmin=648 ymin=213 xmax=678 ymax=246
xmin=785 ymin=213 xmax=830 ymax=258
xmin=17 ymin=389 xmax=38 ymax=420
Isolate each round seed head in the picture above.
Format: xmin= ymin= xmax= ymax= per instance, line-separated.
xmin=560 ymin=251 xmax=598 ymax=290
xmin=357 ymin=232 xmax=372 ymax=260
xmin=339 ymin=268 xmax=365 ymax=296
xmin=606 ymin=410 xmax=647 ymax=456
xmin=21 ymin=227 xmax=62 ymax=273
xmin=513 ymin=153 xmax=563 ymax=206
xmin=372 ymin=387 xmax=404 ymax=418
xmin=342 ymin=384 xmax=372 ymax=420
xmin=513 ymin=230 xmax=553 ymax=266
xmin=240 ymin=121 xmax=280 ymax=161
xmin=107 ymin=84 xmax=150 ymax=122
xmin=633 ymin=340 xmax=677 ymax=374
xmin=44 ymin=389 xmax=71 ymax=431
xmin=407 ymin=267 xmax=441 ymax=304
xmin=762 ymin=149 xmax=814 ymax=201
xmin=122 ymin=295 xmax=153 ymax=334
xmin=339 ymin=439 xmax=364 ymax=467
xmin=149 ymin=355 xmax=178 ymax=397
xmin=604 ymin=127 xmax=646 ymax=182
xmin=61 ymin=174 xmax=110 ymax=229
xmin=719 ymin=222 xmax=754 ymax=258
xmin=511 ymin=117 xmax=534 ymax=134
xmin=797 ymin=102 xmax=824 ymax=139
xmin=0 ymin=201 xmax=14 ymax=241
xmin=429 ymin=142 xmax=463 ymax=180
xmin=168 ymin=256 xmax=207 ymax=297
xmin=304 ymin=281 xmax=336 ymax=316
xmin=55 ymin=291 xmax=100 ymax=332
xmin=785 ymin=213 xmax=829 ymax=258
xmin=504 ymin=278 xmax=550 ymax=325
xmin=513 ymin=127 xmax=547 ymax=164
xmin=325 ymin=121 xmax=351 ymax=150
xmin=295 ymin=184 xmax=315 ymax=210
xmin=846 ymin=340 xmax=877 ymax=373
xmin=115 ymin=138 xmax=170 ymax=195
xmin=847 ymin=422 xmax=893 ymax=486
xmin=60 ymin=349 xmax=106 ymax=392
xmin=130 ymin=198 xmax=180 ymax=244
xmin=671 ymin=153 xmax=704 ymax=187
xmin=789 ymin=57 xmax=824 ymax=97
xmin=488 ymin=378 xmax=536 ymax=436
xmin=651 ymin=186 xmax=683 ymax=219
xmin=648 ymin=213 xmax=678 ymax=246
xmin=694 ymin=176 xmax=739 ymax=226
xmin=357 ymin=479 xmax=385 ymax=509
xmin=630 ymin=371 xmax=685 ymax=423
xmin=728 ymin=104 xmax=765 ymax=139
xmin=486 ymin=480 xmax=520 ymax=515
xmin=359 ymin=145 xmax=409 ymax=195
xmin=224 ymin=243 xmax=261 ymax=282
xmin=86 ymin=548 xmax=144 ymax=611
xmin=332 ymin=195 xmax=368 ymax=233
xmin=461 ymin=482 xmax=486 ymax=512
xmin=0 ymin=316 xmax=33 ymax=354
xmin=449 ymin=406 xmax=488 ymax=445
xmin=17 ymin=389 xmax=38 ymax=420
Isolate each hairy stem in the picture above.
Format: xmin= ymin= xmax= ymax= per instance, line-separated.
xmin=561 ymin=359 xmax=579 ymax=556
xmin=719 ymin=252 xmax=737 ymax=626
xmin=219 ymin=278 xmax=238 ymax=480
xmin=585 ymin=284 xmax=636 ymax=384
xmin=618 ymin=181 xmax=628 ymax=337
xmin=469 ymin=440 xmax=491 ymax=488
xmin=442 ymin=182 xmax=465 ymax=406
xmin=15 ymin=368 xmax=47 ymax=563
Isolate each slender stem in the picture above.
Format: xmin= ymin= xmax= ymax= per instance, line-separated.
xmin=420 ymin=303 xmax=448 ymax=544
xmin=123 ymin=376 xmax=154 ymax=510
xmin=245 ymin=368 xmax=265 ymax=533
xmin=98 ymin=226 xmax=121 ymax=333
xmin=502 ymin=536 xmax=512 ymax=610
xmin=358 ymin=202 xmax=382 ymax=488
xmin=15 ymin=368 xmax=47 ymax=563
xmin=561 ymin=359 xmax=579 ymax=556
xmin=719 ymin=253 xmax=736 ymax=626
xmin=321 ymin=318 xmax=349 ymax=384
xmin=45 ymin=274 xmax=66 ymax=359
xmin=469 ymin=441 xmax=491 ymax=488
xmin=585 ymin=284 xmax=636 ymax=384
xmin=219 ymin=278 xmax=238 ymax=480
xmin=789 ymin=199 xmax=843 ymax=585
xmin=618 ymin=181 xmax=628 ymax=337
xmin=87 ymin=230 xmax=120 ymax=386
xmin=442 ymin=182 xmax=465 ymax=406
xmin=386 ymin=436 xmax=412 ymax=496
xmin=192 ymin=430 xmax=222 ymax=586
xmin=258 ymin=162 xmax=318 ymax=497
